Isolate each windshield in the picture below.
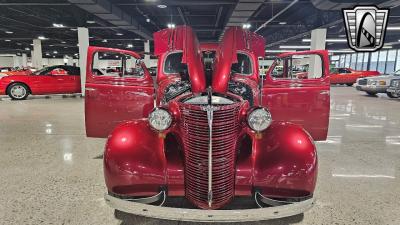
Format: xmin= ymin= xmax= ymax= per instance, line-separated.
xmin=33 ymin=67 xmax=49 ymax=75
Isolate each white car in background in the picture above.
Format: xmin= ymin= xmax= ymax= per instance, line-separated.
xmin=355 ymin=70 xmax=400 ymax=98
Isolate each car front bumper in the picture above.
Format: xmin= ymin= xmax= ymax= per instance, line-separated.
xmin=387 ymin=87 xmax=400 ymax=95
xmin=104 ymin=193 xmax=315 ymax=222
xmin=355 ymin=85 xmax=387 ymax=93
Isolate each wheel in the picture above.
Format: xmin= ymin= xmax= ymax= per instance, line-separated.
xmin=346 ymin=83 xmax=353 ymax=86
xmin=387 ymin=92 xmax=399 ymax=98
xmin=366 ymin=91 xmax=377 ymax=96
xmin=7 ymin=83 xmax=29 ymax=100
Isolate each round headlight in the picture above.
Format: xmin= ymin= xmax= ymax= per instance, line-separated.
xmin=247 ymin=108 xmax=272 ymax=132
xmin=148 ymin=108 xmax=172 ymax=131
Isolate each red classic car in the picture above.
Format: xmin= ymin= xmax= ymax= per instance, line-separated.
xmin=0 ymin=65 xmax=81 ymax=100
xmin=85 ymin=26 xmax=330 ymax=222
xmin=330 ymin=67 xmax=380 ymax=85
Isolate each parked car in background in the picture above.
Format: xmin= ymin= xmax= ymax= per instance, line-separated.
xmin=355 ymin=70 xmax=400 ymax=98
xmin=330 ymin=67 xmax=380 ymax=86
xmin=387 ymin=78 xmax=400 ymax=98
xmin=0 ymin=68 xmax=34 ymax=76
xmin=0 ymin=67 xmax=13 ymax=73
xmin=0 ymin=65 xmax=81 ymax=100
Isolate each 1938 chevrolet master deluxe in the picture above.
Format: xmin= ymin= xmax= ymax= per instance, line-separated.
xmin=84 ymin=26 xmax=330 ymax=222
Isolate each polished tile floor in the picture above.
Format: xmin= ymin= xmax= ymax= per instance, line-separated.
xmin=0 ymin=87 xmax=399 ymax=225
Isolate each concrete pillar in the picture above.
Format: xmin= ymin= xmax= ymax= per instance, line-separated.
xmin=309 ymin=28 xmax=326 ymax=78
xmin=32 ymin=39 xmax=43 ymax=69
xmin=144 ymin=40 xmax=150 ymax=67
xmin=13 ymin=55 xmax=22 ymax=68
xmin=78 ymin=27 xmax=89 ymax=96
xmin=22 ymin=53 xmax=27 ymax=67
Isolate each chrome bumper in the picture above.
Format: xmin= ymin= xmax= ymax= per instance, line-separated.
xmin=387 ymin=87 xmax=400 ymax=94
xmin=104 ymin=193 xmax=315 ymax=222
xmin=355 ymin=85 xmax=387 ymax=93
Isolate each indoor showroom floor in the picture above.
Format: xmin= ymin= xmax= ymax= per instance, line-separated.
xmin=0 ymin=86 xmax=399 ymax=225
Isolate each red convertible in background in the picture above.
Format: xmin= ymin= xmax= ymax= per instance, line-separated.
xmin=0 ymin=65 xmax=81 ymax=100
xmin=85 ymin=26 xmax=330 ymax=222
xmin=330 ymin=67 xmax=380 ymax=85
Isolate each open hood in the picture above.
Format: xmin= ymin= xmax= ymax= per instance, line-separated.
xmin=211 ymin=27 xmax=265 ymax=93
xmin=154 ymin=26 xmax=206 ymax=93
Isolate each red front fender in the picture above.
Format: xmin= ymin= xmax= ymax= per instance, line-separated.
xmin=104 ymin=120 xmax=167 ymax=196
xmin=252 ymin=122 xmax=318 ymax=198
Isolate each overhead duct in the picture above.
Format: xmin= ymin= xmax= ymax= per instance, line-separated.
xmin=67 ymin=0 xmax=152 ymax=40
xmin=219 ymin=0 xmax=264 ymax=41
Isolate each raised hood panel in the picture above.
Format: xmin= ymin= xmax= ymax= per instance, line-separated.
xmin=154 ymin=26 xmax=206 ymax=93
xmin=211 ymin=27 xmax=265 ymax=93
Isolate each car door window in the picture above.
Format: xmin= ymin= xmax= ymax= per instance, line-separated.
xmin=271 ymin=54 xmax=323 ymax=80
xmin=50 ymin=68 xmax=68 ymax=75
xmin=92 ymin=51 xmax=144 ymax=78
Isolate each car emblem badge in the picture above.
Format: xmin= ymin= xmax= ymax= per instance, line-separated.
xmin=342 ymin=5 xmax=389 ymax=52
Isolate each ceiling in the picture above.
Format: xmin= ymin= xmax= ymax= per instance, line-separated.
xmin=1 ymin=0 xmax=400 ymax=58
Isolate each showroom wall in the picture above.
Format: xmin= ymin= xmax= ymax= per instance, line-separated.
xmin=332 ymin=49 xmax=400 ymax=74
xmin=0 ymin=56 xmax=15 ymax=67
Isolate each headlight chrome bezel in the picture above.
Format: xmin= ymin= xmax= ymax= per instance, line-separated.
xmin=148 ymin=108 xmax=173 ymax=132
xmin=247 ymin=107 xmax=273 ymax=132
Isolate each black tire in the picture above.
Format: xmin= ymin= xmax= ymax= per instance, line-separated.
xmin=387 ymin=92 xmax=399 ymax=98
xmin=366 ymin=91 xmax=377 ymax=96
xmin=346 ymin=83 xmax=353 ymax=86
xmin=7 ymin=83 xmax=29 ymax=100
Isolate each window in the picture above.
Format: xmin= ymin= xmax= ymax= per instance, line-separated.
xmin=386 ymin=50 xmax=396 ymax=74
xmin=271 ymin=54 xmax=323 ymax=80
xmin=164 ymin=52 xmax=184 ymax=74
xmin=92 ymin=51 xmax=144 ymax=77
xmin=396 ymin=50 xmax=400 ymax=71
xmin=362 ymin=53 xmax=369 ymax=71
xmin=350 ymin=53 xmax=357 ymax=69
xmin=377 ymin=50 xmax=387 ymax=73
xmin=370 ymin=51 xmax=379 ymax=71
xmin=338 ymin=68 xmax=350 ymax=74
xmin=344 ymin=54 xmax=351 ymax=67
xmin=339 ymin=55 xmax=345 ymax=67
xmin=231 ymin=53 xmax=253 ymax=75
xmin=356 ymin=53 xmax=363 ymax=70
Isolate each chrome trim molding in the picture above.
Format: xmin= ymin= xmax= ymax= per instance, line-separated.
xmin=104 ymin=193 xmax=315 ymax=222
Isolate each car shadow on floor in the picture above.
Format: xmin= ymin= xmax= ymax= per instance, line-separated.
xmin=115 ymin=210 xmax=304 ymax=225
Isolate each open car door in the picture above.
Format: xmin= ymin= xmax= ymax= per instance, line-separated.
xmin=85 ymin=46 xmax=154 ymax=138
xmin=262 ymin=50 xmax=330 ymax=141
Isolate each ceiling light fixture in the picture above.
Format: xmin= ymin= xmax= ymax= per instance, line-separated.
xmin=102 ymin=39 xmax=107 ymax=43
xmin=242 ymin=23 xmax=251 ymax=29
xmin=387 ymin=26 xmax=400 ymax=30
xmin=266 ymin=49 xmax=297 ymax=53
xmin=70 ymin=28 xmax=77 ymax=31
xmin=302 ymin=38 xmax=347 ymax=43
xmin=53 ymin=51 xmax=58 ymax=54
xmin=157 ymin=4 xmax=167 ymax=8
xmin=5 ymin=31 xmax=13 ymax=34
xmin=86 ymin=20 xmax=96 ymax=24
xmin=134 ymin=38 xmax=141 ymax=40
xmin=279 ymin=45 xmax=310 ymax=49
xmin=61 ymin=41 xmax=66 ymax=44
xmin=5 ymin=39 xmax=11 ymax=42
xmin=146 ymin=18 xmax=151 ymax=23
xmin=52 ymin=23 xmax=64 ymax=28
xmin=38 ymin=36 xmax=47 ymax=40
xmin=167 ymin=23 xmax=176 ymax=28
xmin=127 ymin=44 xmax=133 ymax=48
xmin=279 ymin=22 xmax=287 ymax=25
xmin=25 ymin=48 xmax=30 ymax=51
xmin=116 ymin=33 xmax=123 ymax=36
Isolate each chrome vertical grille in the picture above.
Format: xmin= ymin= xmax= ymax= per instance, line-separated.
xmin=179 ymin=101 xmax=241 ymax=209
